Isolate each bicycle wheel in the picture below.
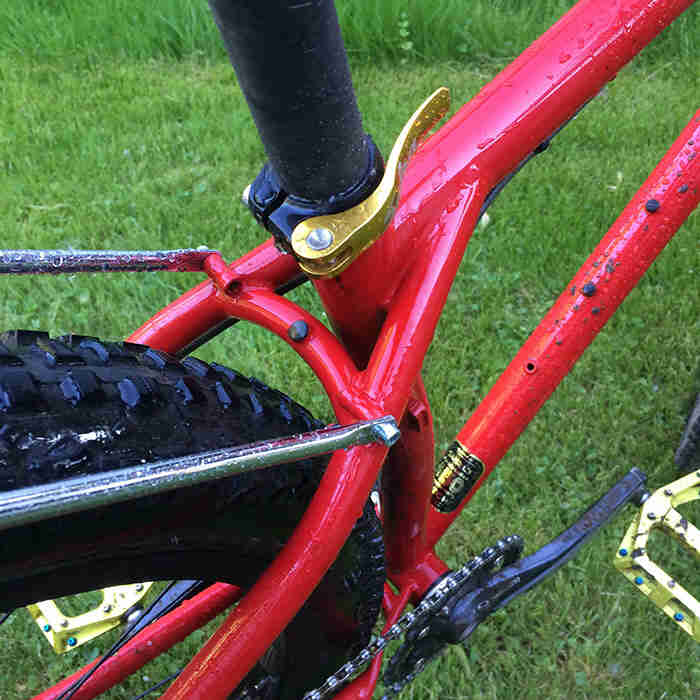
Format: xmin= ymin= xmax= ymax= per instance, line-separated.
xmin=0 ymin=330 xmax=385 ymax=699
xmin=675 ymin=390 xmax=700 ymax=474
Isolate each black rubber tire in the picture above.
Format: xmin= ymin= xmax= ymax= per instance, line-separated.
xmin=675 ymin=391 xmax=700 ymax=474
xmin=0 ymin=330 xmax=385 ymax=699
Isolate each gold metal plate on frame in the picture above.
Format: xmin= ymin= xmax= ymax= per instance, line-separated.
xmin=291 ymin=87 xmax=451 ymax=278
xmin=614 ymin=471 xmax=699 ymax=641
xmin=431 ymin=440 xmax=485 ymax=513
xmin=26 ymin=582 xmax=152 ymax=653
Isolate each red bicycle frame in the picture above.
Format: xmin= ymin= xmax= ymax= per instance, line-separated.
xmin=35 ymin=0 xmax=699 ymax=698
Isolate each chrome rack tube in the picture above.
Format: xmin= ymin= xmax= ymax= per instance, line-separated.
xmin=0 ymin=248 xmax=218 ymax=274
xmin=0 ymin=416 xmax=400 ymax=532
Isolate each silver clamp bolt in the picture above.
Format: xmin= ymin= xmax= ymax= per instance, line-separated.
xmin=125 ymin=607 xmax=143 ymax=625
xmin=371 ymin=419 xmax=401 ymax=447
xmin=306 ymin=228 xmax=334 ymax=251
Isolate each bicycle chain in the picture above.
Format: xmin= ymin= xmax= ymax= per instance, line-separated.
xmin=299 ymin=535 xmax=523 ymax=700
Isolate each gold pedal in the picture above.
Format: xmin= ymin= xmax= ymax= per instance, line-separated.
xmin=27 ymin=582 xmax=152 ymax=653
xmin=615 ymin=471 xmax=699 ymax=641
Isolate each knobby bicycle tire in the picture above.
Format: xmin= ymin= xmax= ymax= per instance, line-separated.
xmin=0 ymin=330 xmax=385 ymax=699
xmin=675 ymin=390 xmax=700 ymax=474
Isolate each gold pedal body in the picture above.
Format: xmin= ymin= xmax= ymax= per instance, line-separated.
xmin=26 ymin=582 xmax=152 ymax=653
xmin=615 ymin=471 xmax=699 ymax=641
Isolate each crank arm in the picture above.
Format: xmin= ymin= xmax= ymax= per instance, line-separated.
xmin=445 ymin=467 xmax=649 ymax=643
xmin=384 ymin=466 xmax=647 ymax=696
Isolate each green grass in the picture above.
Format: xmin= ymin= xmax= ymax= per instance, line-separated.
xmin=0 ymin=0 xmax=698 ymax=66
xmin=0 ymin=5 xmax=699 ymax=700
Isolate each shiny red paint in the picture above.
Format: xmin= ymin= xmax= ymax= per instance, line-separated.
xmin=33 ymin=584 xmax=241 ymax=700
xmin=389 ymin=550 xmax=451 ymax=604
xmin=216 ymin=285 xmax=360 ymax=414
xmin=163 ymin=444 xmax=390 ymax=700
xmin=314 ymin=0 xmax=697 ymax=363
xmin=36 ymin=1 xmax=697 ymax=699
xmin=202 ymin=251 xmax=239 ymax=291
xmin=425 ymin=110 xmax=700 ymax=548
xmin=331 ymin=584 xmax=416 ymax=700
xmin=380 ymin=378 xmax=436 ymax=577
xmin=167 ymin=18 xmax=697 ymax=691
xmin=155 ymin=1 xmax=700 ymax=697
xmin=128 ymin=239 xmax=299 ymax=353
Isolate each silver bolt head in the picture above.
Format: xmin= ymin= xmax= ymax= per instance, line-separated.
xmin=126 ymin=608 xmax=142 ymax=624
xmin=636 ymin=490 xmax=651 ymax=505
xmin=135 ymin=583 xmax=144 ymax=592
xmin=371 ymin=419 xmax=401 ymax=447
xmin=305 ymin=227 xmax=334 ymax=251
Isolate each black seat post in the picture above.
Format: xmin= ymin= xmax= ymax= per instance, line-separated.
xmin=209 ymin=0 xmax=380 ymax=209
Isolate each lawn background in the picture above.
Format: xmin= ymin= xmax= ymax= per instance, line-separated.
xmin=0 ymin=1 xmax=698 ymax=699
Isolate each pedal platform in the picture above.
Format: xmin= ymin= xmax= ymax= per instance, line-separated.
xmin=27 ymin=582 xmax=152 ymax=653
xmin=615 ymin=470 xmax=699 ymax=641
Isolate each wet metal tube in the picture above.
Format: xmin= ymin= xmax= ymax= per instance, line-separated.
xmin=0 ymin=416 xmax=399 ymax=532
